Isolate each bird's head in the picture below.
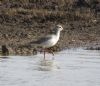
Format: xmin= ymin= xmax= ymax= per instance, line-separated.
xmin=55 ymin=25 xmax=63 ymax=31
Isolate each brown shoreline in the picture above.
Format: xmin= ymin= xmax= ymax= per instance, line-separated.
xmin=0 ymin=19 xmax=100 ymax=56
xmin=0 ymin=1 xmax=100 ymax=55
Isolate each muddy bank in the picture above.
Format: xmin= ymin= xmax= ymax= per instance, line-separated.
xmin=0 ymin=19 xmax=100 ymax=55
xmin=0 ymin=1 xmax=100 ymax=55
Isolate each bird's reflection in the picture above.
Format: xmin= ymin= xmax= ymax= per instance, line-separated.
xmin=38 ymin=59 xmax=59 ymax=71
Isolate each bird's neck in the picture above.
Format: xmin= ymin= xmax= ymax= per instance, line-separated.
xmin=55 ymin=30 xmax=61 ymax=40
xmin=51 ymin=29 xmax=61 ymax=37
xmin=56 ymin=30 xmax=60 ymax=36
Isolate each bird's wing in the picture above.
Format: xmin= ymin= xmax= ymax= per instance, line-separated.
xmin=30 ymin=35 xmax=52 ymax=45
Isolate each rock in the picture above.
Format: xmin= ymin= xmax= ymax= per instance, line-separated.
xmin=1 ymin=45 xmax=9 ymax=56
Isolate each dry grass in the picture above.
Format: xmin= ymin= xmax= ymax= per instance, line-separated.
xmin=1 ymin=7 xmax=96 ymax=21
xmin=0 ymin=0 xmax=99 ymax=21
xmin=0 ymin=0 xmax=99 ymax=4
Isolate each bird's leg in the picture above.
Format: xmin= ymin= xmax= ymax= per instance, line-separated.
xmin=50 ymin=51 xmax=55 ymax=60
xmin=46 ymin=48 xmax=54 ymax=56
xmin=45 ymin=48 xmax=55 ymax=60
xmin=50 ymin=51 xmax=54 ymax=56
xmin=43 ymin=48 xmax=46 ymax=60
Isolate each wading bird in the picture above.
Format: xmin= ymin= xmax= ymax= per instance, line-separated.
xmin=30 ymin=25 xmax=63 ymax=59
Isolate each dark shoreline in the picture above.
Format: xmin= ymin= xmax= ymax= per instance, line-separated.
xmin=0 ymin=19 xmax=100 ymax=56
xmin=0 ymin=1 xmax=100 ymax=55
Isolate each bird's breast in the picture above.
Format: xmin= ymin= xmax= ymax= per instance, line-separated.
xmin=44 ymin=35 xmax=59 ymax=48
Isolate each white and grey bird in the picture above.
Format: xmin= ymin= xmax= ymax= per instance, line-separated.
xmin=30 ymin=25 xmax=63 ymax=59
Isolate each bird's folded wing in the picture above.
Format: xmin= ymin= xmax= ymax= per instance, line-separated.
xmin=18 ymin=36 xmax=52 ymax=48
xmin=30 ymin=36 xmax=52 ymax=45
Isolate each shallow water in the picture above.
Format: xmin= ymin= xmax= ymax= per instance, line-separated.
xmin=0 ymin=49 xmax=100 ymax=86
